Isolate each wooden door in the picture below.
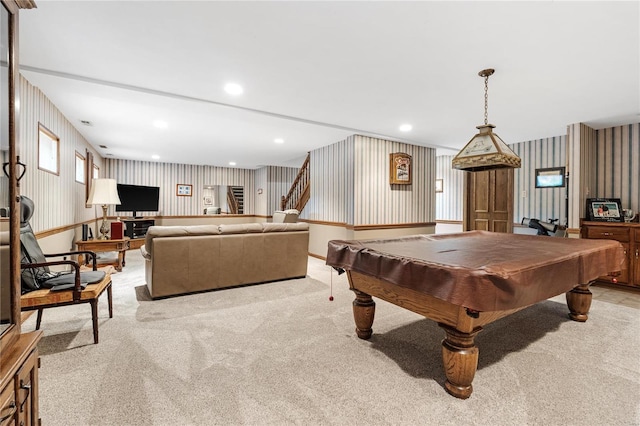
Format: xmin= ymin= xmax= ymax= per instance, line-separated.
xmin=463 ymin=168 xmax=514 ymax=233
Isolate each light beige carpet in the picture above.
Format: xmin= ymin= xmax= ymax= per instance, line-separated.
xmin=24 ymin=251 xmax=640 ymax=425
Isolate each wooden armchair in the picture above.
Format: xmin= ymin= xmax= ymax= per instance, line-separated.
xmin=18 ymin=196 xmax=113 ymax=344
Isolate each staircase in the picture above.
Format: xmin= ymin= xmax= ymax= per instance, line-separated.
xmin=227 ymin=186 xmax=244 ymax=214
xmin=281 ymin=153 xmax=310 ymax=212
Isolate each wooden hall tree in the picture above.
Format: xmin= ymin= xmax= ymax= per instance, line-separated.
xmin=0 ymin=1 xmax=41 ymax=425
xmin=463 ymin=168 xmax=514 ymax=233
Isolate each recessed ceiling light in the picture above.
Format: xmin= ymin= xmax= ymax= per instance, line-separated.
xmin=151 ymin=155 xmax=160 ymax=160
xmin=274 ymin=138 xmax=284 ymax=144
xmin=229 ymin=161 xmax=236 ymax=166
xmin=153 ymin=120 xmax=168 ymax=129
xmin=399 ymin=124 xmax=412 ymax=132
xmin=80 ymin=120 xmax=92 ymax=126
xmin=224 ymin=83 xmax=244 ymax=96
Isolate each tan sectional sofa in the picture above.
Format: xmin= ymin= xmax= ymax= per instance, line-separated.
xmin=140 ymin=222 xmax=309 ymax=299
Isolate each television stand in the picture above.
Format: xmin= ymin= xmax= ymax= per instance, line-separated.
xmin=121 ymin=218 xmax=155 ymax=242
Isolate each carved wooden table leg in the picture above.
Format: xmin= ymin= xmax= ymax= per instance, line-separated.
xmin=351 ymin=290 xmax=375 ymax=340
xmin=439 ymin=323 xmax=481 ymax=399
xmin=566 ymin=282 xmax=593 ymax=322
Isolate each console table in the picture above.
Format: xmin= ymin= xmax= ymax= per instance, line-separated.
xmin=76 ymin=238 xmax=130 ymax=272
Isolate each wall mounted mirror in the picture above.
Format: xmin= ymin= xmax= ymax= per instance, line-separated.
xmin=202 ymin=185 xmax=244 ymax=214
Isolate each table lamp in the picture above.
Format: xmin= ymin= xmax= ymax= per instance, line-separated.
xmin=87 ymin=178 xmax=121 ymax=240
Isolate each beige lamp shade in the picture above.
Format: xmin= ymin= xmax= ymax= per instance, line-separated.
xmin=87 ymin=178 xmax=121 ymax=206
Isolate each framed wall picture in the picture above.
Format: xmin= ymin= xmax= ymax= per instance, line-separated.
xmin=435 ymin=179 xmax=443 ymax=193
xmin=586 ymin=198 xmax=624 ymax=222
xmin=389 ymin=152 xmax=412 ymax=185
xmin=535 ymin=167 xmax=565 ymax=188
xmin=176 ymin=184 xmax=192 ymax=197
xmin=203 ymin=196 xmax=213 ymax=205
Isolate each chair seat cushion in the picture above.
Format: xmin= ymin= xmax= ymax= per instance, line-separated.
xmin=42 ymin=270 xmax=106 ymax=291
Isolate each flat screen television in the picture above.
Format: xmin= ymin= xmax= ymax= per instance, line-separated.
xmin=115 ymin=184 xmax=160 ymax=218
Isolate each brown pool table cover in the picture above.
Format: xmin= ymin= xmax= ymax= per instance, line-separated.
xmin=326 ymin=230 xmax=624 ymax=312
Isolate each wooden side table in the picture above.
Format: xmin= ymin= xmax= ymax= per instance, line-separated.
xmin=76 ymin=238 xmax=130 ymax=272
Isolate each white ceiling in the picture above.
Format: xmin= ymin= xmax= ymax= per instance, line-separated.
xmin=19 ymin=1 xmax=640 ymax=170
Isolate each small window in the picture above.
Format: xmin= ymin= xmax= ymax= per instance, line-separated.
xmin=38 ymin=123 xmax=59 ymax=175
xmin=75 ymin=151 xmax=86 ymax=184
xmin=93 ymin=164 xmax=99 ymax=179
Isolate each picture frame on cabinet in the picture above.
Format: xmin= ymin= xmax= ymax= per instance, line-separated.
xmin=586 ymin=198 xmax=624 ymax=222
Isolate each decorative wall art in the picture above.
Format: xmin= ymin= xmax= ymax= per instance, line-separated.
xmin=176 ymin=184 xmax=192 ymax=197
xmin=389 ymin=152 xmax=412 ymax=185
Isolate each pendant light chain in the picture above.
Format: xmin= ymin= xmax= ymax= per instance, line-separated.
xmin=484 ymin=73 xmax=489 ymax=125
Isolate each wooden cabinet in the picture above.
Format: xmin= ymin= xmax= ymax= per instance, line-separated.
xmin=581 ymin=221 xmax=640 ymax=289
xmin=0 ymin=333 xmax=39 ymax=426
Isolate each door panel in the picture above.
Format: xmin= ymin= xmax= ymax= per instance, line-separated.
xmin=464 ymin=169 xmax=514 ymax=233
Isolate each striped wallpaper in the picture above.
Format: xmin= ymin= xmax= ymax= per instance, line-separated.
xmin=566 ymin=123 xmax=597 ymax=228
xmin=303 ymin=135 xmax=436 ymax=226
xmin=512 ymin=135 xmax=567 ymax=226
xmin=264 ymin=165 xmax=299 ymax=216
xmin=104 ymin=159 xmax=257 ymax=216
xmin=354 ymin=135 xmax=435 ymax=226
xmin=18 ymin=75 xmax=103 ymax=232
xmin=435 ymin=155 xmax=465 ymax=221
xmin=254 ymin=166 xmax=268 ymax=216
xmin=594 ymin=123 xmax=640 ymax=213
xmin=303 ymin=136 xmax=353 ymax=223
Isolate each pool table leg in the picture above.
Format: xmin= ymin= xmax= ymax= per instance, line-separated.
xmin=439 ymin=324 xmax=481 ymax=399
xmin=566 ymin=282 xmax=593 ymax=322
xmin=352 ymin=290 xmax=375 ymax=340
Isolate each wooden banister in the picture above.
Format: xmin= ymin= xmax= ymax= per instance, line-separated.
xmin=281 ymin=153 xmax=310 ymax=212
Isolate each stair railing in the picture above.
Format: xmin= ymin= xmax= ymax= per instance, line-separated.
xmin=281 ymin=153 xmax=310 ymax=212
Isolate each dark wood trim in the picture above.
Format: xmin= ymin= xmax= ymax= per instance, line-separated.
xmin=298 ymin=219 xmax=346 ymax=227
xmin=435 ymin=220 xmax=462 ymax=225
xmin=352 ymin=222 xmax=436 ymax=231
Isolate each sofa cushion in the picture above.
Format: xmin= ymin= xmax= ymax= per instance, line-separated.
xmin=144 ymin=225 xmax=221 ymax=256
xmin=219 ymin=223 xmax=263 ymax=234
xmin=262 ymin=222 xmax=309 ymax=233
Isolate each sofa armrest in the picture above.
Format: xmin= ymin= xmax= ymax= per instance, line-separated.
xmin=140 ymin=244 xmax=151 ymax=260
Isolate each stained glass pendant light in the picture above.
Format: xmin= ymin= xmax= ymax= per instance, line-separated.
xmin=452 ymin=68 xmax=521 ymax=172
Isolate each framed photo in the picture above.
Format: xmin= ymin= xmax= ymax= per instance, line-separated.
xmin=176 ymin=184 xmax=192 ymax=197
xmin=435 ymin=179 xmax=443 ymax=193
xmin=535 ymin=167 xmax=565 ymax=188
xmin=389 ymin=152 xmax=412 ymax=185
xmin=203 ymin=196 xmax=213 ymax=205
xmin=586 ymin=198 xmax=624 ymax=222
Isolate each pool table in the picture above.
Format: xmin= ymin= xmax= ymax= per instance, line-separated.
xmin=326 ymin=230 xmax=624 ymax=399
